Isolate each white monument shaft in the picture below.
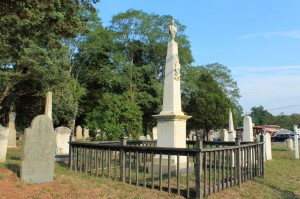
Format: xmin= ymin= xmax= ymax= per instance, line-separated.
xmin=153 ymin=19 xmax=191 ymax=157
xmin=160 ymin=41 xmax=184 ymax=115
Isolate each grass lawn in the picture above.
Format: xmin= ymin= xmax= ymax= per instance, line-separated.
xmin=0 ymin=143 xmax=299 ymax=199
xmin=208 ymin=146 xmax=300 ymax=199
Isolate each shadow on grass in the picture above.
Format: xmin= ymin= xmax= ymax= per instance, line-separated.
xmin=8 ymin=155 xmax=21 ymax=161
xmin=5 ymin=163 xmax=20 ymax=177
xmin=253 ymin=179 xmax=298 ymax=199
xmin=272 ymin=148 xmax=287 ymax=152
xmin=56 ymin=161 xmax=69 ymax=168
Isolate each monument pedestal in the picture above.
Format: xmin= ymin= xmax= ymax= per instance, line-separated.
xmin=152 ymin=114 xmax=192 ymax=175
xmin=149 ymin=157 xmax=194 ymax=176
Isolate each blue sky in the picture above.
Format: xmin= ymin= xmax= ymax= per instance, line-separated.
xmin=95 ymin=0 xmax=300 ymax=116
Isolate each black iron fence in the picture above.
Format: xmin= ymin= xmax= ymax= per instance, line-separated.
xmin=69 ymin=137 xmax=264 ymax=199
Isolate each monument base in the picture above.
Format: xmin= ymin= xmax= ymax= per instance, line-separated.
xmin=147 ymin=156 xmax=194 ymax=176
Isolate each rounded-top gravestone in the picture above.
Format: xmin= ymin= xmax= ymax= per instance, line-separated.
xmin=21 ymin=115 xmax=55 ymax=183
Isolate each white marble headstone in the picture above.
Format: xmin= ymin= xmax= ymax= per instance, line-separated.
xmin=243 ymin=116 xmax=254 ymax=141
xmin=265 ymin=133 xmax=272 ymax=160
xmin=152 ymin=126 xmax=157 ymax=140
xmin=75 ymin=125 xmax=82 ymax=140
xmin=55 ymin=127 xmax=71 ymax=155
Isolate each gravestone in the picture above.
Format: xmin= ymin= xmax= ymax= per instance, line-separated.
xmin=7 ymin=110 xmax=17 ymax=148
xmin=21 ymin=115 xmax=55 ymax=183
xmin=188 ymin=132 xmax=193 ymax=141
xmin=265 ymin=133 xmax=272 ymax=160
xmin=285 ymin=138 xmax=294 ymax=151
xmin=139 ymin=135 xmax=146 ymax=140
xmin=221 ymin=129 xmax=228 ymax=141
xmin=228 ymin=109 xmax=236 ymax=141
xmin=152 ymin=126 xmax=157 ymax=140
xmin=243 ymin=115 xmax=254 ymax=141
xmin=0 ymin=125 xmax=9 ymax=163
xmin=55 ymin=127 xmax=71 ymax=155
xmin=83 ymin=127 xmax=89 ymax=140
xmin=75 ymin=125 xmax=82 ymax=140
xmin=146 ymin=135 xmax=151 ymax=140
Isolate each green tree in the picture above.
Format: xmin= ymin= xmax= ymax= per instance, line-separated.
xmin=108 ymin=9 xmax=193 ymax=134
xmin=250 ymin=105 xmax=273 ymax=126
xmin=184 ymin=73 xmax=233 ymax=138
xmin=0 ymin=0 xmax=99 ymax=127
xmin=272 ymin=113 xmax=294 ymax=130
xmin=182 ymin=63 xmax=242 ymax=129
xmin=85 ymin=93 xmax=143 ymax=140
xmin=75 ymin=9 xmax=194 ymax=135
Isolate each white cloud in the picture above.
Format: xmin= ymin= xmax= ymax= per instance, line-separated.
xmin=238 ymin=30 xmax=300 ymax=40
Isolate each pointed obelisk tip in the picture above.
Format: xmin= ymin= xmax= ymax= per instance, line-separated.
xmin=169 ymin=19 xmax=177 ymax=40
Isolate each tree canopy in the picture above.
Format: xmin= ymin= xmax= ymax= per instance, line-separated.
xmin=0 ymin=4 xmax=247 ymax=140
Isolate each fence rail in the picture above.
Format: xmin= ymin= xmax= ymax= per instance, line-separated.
xmin=69 ymin=137 xmax=264 ymax=199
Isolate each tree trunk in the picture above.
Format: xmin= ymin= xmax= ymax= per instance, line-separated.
xmin=0 ymin=86 xmax=10 ymax=105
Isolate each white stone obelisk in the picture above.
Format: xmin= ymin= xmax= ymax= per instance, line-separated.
xmin=45 ymin=92 xmax=52 ymax=120
xmin=228 ymin=109 xmax=236 ymax=141
xmin=152 ymin=20 xmax=191 ymax=174
xmin=243 ymin=115 xmax=254 ymax=141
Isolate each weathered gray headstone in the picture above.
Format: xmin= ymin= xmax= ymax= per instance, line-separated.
xmin=0 ymin=125 xmax=9 ymax=163
xmin=75 ymin=125 xmax=82 ymax=140
xmin=7 ymin=110 xmax=17 ymax=148
xmin=21 ymin=115 xmax=55 ymax=183
xmin=55 ymin=127 xmax=71 ymax=155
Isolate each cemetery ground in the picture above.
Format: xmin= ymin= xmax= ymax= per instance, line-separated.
xmin=0 ymin=142 xmax=299 ymax=199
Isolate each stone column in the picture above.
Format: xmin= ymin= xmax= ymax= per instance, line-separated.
xmin=8 ymin=110 xmax=17 ymax=148
xmin=45 ymin=92 xmax=52 ymax=120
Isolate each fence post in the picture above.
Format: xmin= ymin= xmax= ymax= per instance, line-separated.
xmin=195 ymin=134 xmax=203 ymax=199
xmin=69 ymin=130 xmax=76 ymax=169
xmin=235 ymin=133 xmax=241 ymax=188
xmin=120 ymin=132 xmax=127 ymax=182
xmin=260 ymin=132 xmax=265 ymax=178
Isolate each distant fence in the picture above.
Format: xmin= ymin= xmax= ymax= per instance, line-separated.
xmin=69 ymin=137 xmax=264 ymax=199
